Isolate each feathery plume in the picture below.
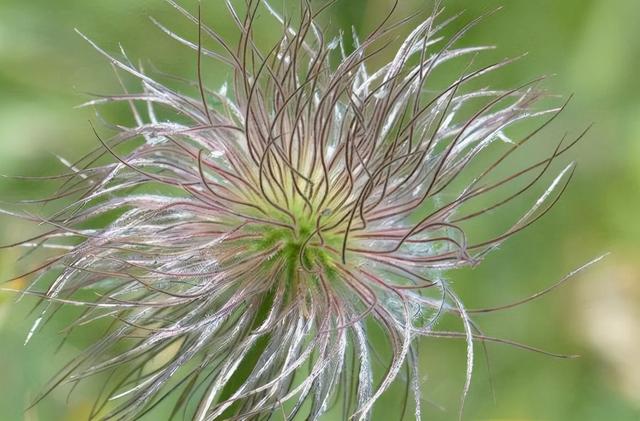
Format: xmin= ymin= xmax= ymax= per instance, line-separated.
xmin=1 ymin=1 xmax=590 ymax=419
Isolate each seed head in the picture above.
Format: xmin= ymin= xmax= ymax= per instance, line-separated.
xmin=1 ymin=1 xmax=589 ymax=420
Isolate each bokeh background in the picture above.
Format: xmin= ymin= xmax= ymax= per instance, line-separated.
xmin=0 ymin=0 xmax=638 ymax=420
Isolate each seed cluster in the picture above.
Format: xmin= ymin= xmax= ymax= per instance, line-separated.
xmin=1 ymin=1 xmax=586 ymax=420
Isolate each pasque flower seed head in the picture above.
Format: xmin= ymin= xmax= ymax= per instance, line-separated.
xmin=1 ymin=1 xmax=593 ymax=419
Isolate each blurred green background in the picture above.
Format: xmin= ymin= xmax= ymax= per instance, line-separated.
xmin=0 ymin=0 xmax=638 ymax=420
